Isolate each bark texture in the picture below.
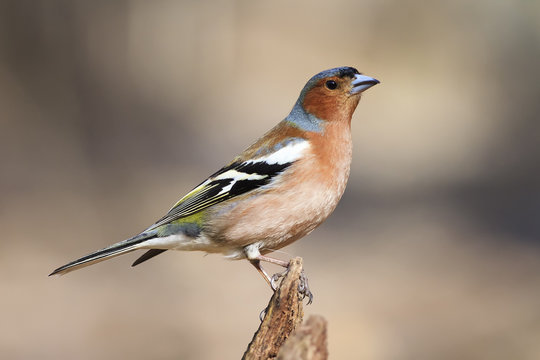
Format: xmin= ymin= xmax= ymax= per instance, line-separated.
xmin=242 ymin=257 xmax=328 ymax=360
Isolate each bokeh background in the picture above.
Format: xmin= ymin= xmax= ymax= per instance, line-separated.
xmin=1 ymin=1 xmax=540 ymax=359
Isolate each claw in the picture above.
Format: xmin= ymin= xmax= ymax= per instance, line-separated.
xmin=259 ymin=307 xmax=267 ymax=322
xmin=248 ymin=254 xmax=314 ymax=304
xmin=271 ymin=268 xmax=313 ymax=304
xmin=270 ymin=275 xmax=280 ymax=291
xmin=270 ymin=267 xmax=289 ymax=290
xmin=299 ymin=270 xmax=314 ymax=305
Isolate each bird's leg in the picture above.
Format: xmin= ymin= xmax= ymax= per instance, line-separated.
xmin=249 ymin=259 xmax=273 ymax=287
xmin=252 ymin=255 xmax=289 ymax=289
xmin=245 ymin=244 xmax=282 ymax=289
xmin=244 ymin=244 xmax=313 ymax=303
xmin=256 ymin=254 xmax=313 ymax=304
xmin=271 ymin=270 xmax=288 ymax=291
xmin=248 ymin=259 xmax=273 ymax=322
xmin=248 ymin=257 xmax=285 ymax=290
xmin=255 ymin=254 xmax=290 ymax=268
xmin=257 ymin=255 xmax=313 ymax=305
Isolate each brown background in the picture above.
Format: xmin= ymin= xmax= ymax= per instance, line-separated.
xmin=1 ymin=1 xmax=540 ymax=359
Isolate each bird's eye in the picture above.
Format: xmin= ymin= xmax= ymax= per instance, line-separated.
xmin=325 ymin=80 xmax=338 ymax=90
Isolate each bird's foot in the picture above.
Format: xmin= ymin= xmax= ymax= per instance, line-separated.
xmin=259 ymin=307 xmax=267 ymax=322
xmin=270 ymin=268 xmax=289 ymax=290
xmin=299 ymin=269 xmax=313 ymax=305
xmin=270 ymin=267 xmax=313 ymax=305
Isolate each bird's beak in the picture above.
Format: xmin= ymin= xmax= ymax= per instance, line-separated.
xmin=350 ymin=74 xmax=380 ymax=94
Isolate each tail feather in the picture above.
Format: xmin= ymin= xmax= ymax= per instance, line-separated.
xmin=49 ymin=231 xmax=157 ymax=276
xmin=132 ymin=249 xmax=168 ymax=267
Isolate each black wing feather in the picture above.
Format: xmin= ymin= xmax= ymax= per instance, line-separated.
xmin=150 ymin=160 xmax=292 ymax=228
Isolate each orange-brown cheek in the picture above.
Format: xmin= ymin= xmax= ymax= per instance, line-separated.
xmin=302 ymin=87 xmax=340 ymax=121
xmin=347 ymin=96 xmax=360 ymax=114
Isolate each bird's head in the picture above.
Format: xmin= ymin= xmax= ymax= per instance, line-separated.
xmin=290 ymin=67 xmax=379 ymax=127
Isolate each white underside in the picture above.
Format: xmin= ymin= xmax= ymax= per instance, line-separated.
xmin=136 ymin=233 xmax=247 ymax=259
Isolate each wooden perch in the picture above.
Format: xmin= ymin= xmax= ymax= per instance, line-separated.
xmin=242 ymin=257 xmax=328 ymax=360
xmin=277 ymin=315 xmax=328 ymax=360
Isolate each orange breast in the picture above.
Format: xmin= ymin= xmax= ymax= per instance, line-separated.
xmin=206 ymin=120 xmax=353 ymax=252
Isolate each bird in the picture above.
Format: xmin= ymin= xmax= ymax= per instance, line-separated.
xmin=50 ymin=66 xmax=379 ymax=297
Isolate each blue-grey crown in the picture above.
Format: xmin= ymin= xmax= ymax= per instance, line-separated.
xmin=301 ymin=66 xmax=359 ymax=95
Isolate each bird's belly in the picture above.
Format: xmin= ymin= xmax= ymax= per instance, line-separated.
xmin=205 ymin=172 xmax=348 ymax=255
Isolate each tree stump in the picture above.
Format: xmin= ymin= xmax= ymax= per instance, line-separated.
xmin=277 ymin=315 xmax=328 ymax=360
xmin=242 ymin=257 xmax=328 ymax=360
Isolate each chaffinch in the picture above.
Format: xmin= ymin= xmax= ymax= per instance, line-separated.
xmin=50 ymin=67 xmax=379 ymax=298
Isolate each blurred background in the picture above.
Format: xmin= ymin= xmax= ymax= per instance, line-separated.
xmin=1 ymin=1 xmax=540 ymax=359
